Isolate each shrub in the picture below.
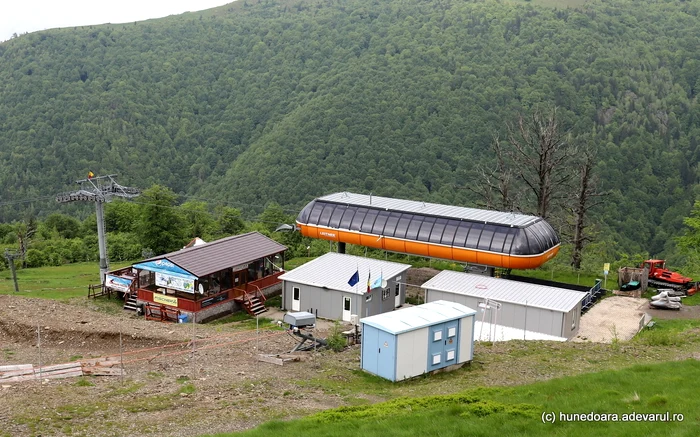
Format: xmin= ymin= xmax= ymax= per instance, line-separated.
xmin=326 ymin=322 xmax=347 ymax=352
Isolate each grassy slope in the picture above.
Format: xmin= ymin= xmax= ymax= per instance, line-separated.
xmin=0 ymin=261 xmax=132 ymax=300
xmin=223 ymin=358 xmax=698 ymax=437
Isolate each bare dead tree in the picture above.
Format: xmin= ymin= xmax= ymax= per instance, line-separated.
xmin=506 ymin=106 xmax=577 ymax=219
xmin=570 ymin=147 xmax=606 ymax=269
xmin=15 ymin=217 xmax=37 ymax=268
xmin=466 ymin=135 xmax=517 ymax=211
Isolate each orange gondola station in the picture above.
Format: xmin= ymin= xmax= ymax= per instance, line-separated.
xmin=102 ymin=232 xmax=287 ymax=322
xmin=296 ymin=192 xmax=560 ymax=271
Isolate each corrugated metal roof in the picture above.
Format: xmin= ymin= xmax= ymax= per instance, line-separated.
xmin=318 ymin=192 xmax=538 ymax=227
xmin=361 ymin=300 xmax=477 ymax=335
xmin=146 ymin=232 xmax=287 ymax=277
xmin=279 ymin=253 xmax=411 ymax=295
xmin=421 ymin=271 xmax=586 ymax=312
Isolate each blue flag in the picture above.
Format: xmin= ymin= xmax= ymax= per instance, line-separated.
xmin=371 ymin=271 xmax=383 ymax=290
xmin=348 ymin=269 xmax=360 ymax=287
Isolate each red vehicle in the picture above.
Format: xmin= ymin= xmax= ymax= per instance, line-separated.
xmin=642 ymin=259 xmax=697 ymax=295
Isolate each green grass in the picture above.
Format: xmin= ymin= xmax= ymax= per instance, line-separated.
xmin=217 ymin=360 xmax=698 ymax=437
xmin=0 ymin=261 xmax=132 ymax=300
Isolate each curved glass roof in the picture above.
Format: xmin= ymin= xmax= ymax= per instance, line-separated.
xmin=297 ymin=194 xmax=560 ymax=256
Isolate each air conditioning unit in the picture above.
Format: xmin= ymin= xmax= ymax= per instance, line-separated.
xmin=350 ymin=314 xmax=359 ymax=326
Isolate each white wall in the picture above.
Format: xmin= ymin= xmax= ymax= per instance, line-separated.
xmin=395 ymin=328 xmax=429 ymax=381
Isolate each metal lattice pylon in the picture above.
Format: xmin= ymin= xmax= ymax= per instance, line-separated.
xmin=56 ymin=174 xmax=139 ymax=281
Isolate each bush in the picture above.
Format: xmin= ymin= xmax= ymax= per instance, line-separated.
xmin=326 ymin=322 xmax=347 ymax=352
xmin=25 ymin=248 xmax=47 ymax=268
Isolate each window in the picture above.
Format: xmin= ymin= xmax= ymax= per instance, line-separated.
xmin=339 ymin=207 xmax=356 ymax=228
xmin=308 ymin=203 xmax=325 ymax=224
xmin=465 ymin=223 xmax=484 ymax=248
xmin=382 ymin=289 xmax=390 ymax=300
xmin=571 ymin=309 xmax=578 ymax=331
xmin=441 ymin=220 xmax=460 ymax=246
xmin=344 ymin=296 xmax=351 ymax=310
xmin=360 ymin=209 xmax=379 ymax=232
xmin=394 ymin=215 xmax=412 ymax=239
xmin=477 ymin=225 xmax=497 ymax=250
xmin=453 ymin=222 xmax=471 ymax=246
xmin=365 ymin=294 xmax=372 ymax=302
xmin=318 ymin=204 xmax=336 ymax=226
xmin=395 ymin=283 xmax=400 ymax=297
xmin=329 ymin=205 xmax=347 ymax=227
xmin=383 ymin=212 xmax=402 ymax=237
xmin=490 ymin=229 xmax=508 ymax=253
xmin=429 ymin=219 xmax=447 ymax=243
xmin=372 ymin=211 xmax=391 ymax=234
xmin=293 ymin=287 xmax=300 ymax=301
xmin=405 ymin=217 xmax=424 ymax=239
xmin=417 ymin=217 xmax=436 ymax=242
xmin=349 ymin=208 xmax=369 ymax=231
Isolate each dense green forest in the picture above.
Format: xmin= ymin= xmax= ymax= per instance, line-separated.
xmin=1 ymin=0 xmax=700 ymax=268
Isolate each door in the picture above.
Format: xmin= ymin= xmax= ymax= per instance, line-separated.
xmin=444 ymin=320 xmax=459 ymax=365
xmin=427 ymin=321 xmax=460 ymax=371
xmin=428 ymin=324 xmax=445 ymax=371
xmin=292 ymin=287 xmax=300 ymax=311
xmin=376 ymin=329 xmax=396 ymax=381
xmin=394 ymin=283 xmax=401 ymax=308
xmin=342 ymin=296 xmax=352 ymax=322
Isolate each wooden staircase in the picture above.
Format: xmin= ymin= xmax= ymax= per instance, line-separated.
xmin=243 ymin=295 xmax=267 ymax=316
xmin=238 ymin=285 xmax=268 ymax=316
xmin=123 ymin=294 xmax=140 ymax=313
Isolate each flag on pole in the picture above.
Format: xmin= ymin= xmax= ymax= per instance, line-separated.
xmin=87 ymin=171 xmax=95 ymax=179
xmin=366 ymin=269 xmax=371 ymax=293
xmin=371 ymin=270 xmax=383 ymax=290
xmin=347 ymin=269 xmax=360 ymax=287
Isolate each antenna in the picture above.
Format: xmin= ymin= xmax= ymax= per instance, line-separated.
xmin=56 ymin=174 xmax=140 ymax=282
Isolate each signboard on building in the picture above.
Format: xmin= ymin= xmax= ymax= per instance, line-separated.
xmin=105 ymin=275 xmax=132 ymax=292
xmin=153 ymin=293 xmax=179 ymax=307
xmin=155 ymin=272 xmax=195 ymax=293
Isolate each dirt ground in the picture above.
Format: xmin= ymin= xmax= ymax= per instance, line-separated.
xmin=3 ymin=273 xmax=700 ymax=437
xmin=574 ymin=296 xmax=647 ymax=343
xmin=0 ymin=295 xmax=355 ymax=437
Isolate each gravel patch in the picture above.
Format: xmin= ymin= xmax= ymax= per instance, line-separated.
xmin=573 ymin=297 xmax=647 ymax=343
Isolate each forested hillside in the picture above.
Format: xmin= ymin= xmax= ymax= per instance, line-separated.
xmin=1 ymin=0 xmax=699 ymax=261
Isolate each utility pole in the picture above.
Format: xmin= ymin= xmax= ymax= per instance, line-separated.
xmin=56 ymin=174 xmax=139 ymax=282
xmin=4 ymin=249 xmax=21 ymax=292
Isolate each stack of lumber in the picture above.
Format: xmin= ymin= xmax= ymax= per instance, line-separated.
xmin=0 ymin=358 xmax=125 ymax=383
xmin=0 ymin=363 xmax=83 ymax=382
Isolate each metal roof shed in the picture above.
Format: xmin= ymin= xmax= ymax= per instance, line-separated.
xmin=279 ymin=253 xmax=411 ymax=321
xmin=422 ymin=271 xmax=587 ymax=339
xmin=361 ymin=300 xmax=476 ymax=382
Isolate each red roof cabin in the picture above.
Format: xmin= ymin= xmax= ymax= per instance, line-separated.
xmin=104 ymin=232 xmax=287 ymax=322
